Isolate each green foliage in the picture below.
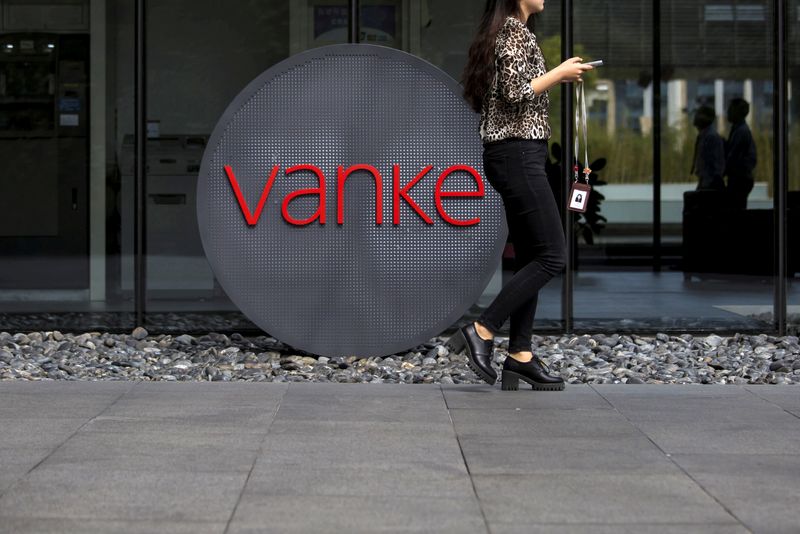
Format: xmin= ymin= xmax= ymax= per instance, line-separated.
xmin=539 ymin=34 xmax=598 ymax=133
xmin=584 ymin=120 xmax=775 ymax=187
xmin=538 ymin=33 xmax=788 ymax=191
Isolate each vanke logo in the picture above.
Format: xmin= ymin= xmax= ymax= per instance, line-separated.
xmin=196 ymin=44 xmax=507 ymax=358
xmin=223 ymin=164 xmax=486 ymax=226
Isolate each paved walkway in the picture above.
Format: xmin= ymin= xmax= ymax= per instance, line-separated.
xmin=0 ymin=382 xmax=798 ymax=533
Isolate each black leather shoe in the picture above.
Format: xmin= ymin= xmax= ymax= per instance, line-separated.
xmin=501 ymin=354 xmax=565 ymax=391
xmin=446 ymin=323 xmax=496 ymax=385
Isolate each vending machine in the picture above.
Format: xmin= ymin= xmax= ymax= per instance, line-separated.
xmin=118 ymin=134 xmax=216 ymax=298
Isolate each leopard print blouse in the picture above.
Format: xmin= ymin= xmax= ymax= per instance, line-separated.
xmin=479 ymin=15 xmax=551 ymax=144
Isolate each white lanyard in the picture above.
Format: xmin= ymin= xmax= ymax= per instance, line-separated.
xmin=573 ymin=81 xmax=590 ymax=184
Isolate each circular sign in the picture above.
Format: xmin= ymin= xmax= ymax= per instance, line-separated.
xmin=197 ymin=44 xmax=508 ymax=358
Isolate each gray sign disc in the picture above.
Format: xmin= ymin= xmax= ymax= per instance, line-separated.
xmin=197 ymin=43 xmax=508 ymax=358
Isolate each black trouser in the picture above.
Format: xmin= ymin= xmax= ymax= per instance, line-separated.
xmin=727 ymin=174 xmax=754 ymax=210
xmin=477 ymin=137 xmax=566 ymax=354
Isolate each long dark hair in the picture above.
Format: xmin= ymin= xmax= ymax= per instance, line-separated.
xmin=461 ymin=0 xmax=537 ymax=114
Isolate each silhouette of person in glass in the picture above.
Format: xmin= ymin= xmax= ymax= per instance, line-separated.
xmin=724 ymin=98 xmax=757 ymax=209
xmin=690 ymin=106 xmax=725 ymax=191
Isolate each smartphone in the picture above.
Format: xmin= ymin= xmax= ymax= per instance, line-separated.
xmin=584 ymin=60 xmax=603 ymax=67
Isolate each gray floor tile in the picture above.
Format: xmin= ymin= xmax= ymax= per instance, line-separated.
xmin=0 ymin=445 xmax=56 ymax=467
xmin=489 ymin=524 xmax=749 ymax=533
xmin=0 ymin=465 xmax=248 ymax=521
xmin=448 ymin=407 xmax=642 ymax=439
xmin=592 ymin=385 xmax=800 ymax=454
xmin=0 ymin=447 xmax=53 ymax=495
xmin=52 ymin=426 xmax=265 ymax=450
xmin=0 ymin=517 xmax=227 ymax=534
xmin=595 ymin=384 xmax=797 ymax=408
xmin=98 ymin=382 xmax=284 ymax=418
xmin=472 ymin=473 xmax=740 ymax=525
xmin=79 ymin=413 xmax=275 ymax=435
xmin=745 ymin=385 xmax=800 ymax=414
xmin=131 ymin=381 xmax=287 ymax=392
xmin=592 ymin=384 xmax=763 ymax=412
xmin=591 ymin=384 xmax=755 ymax=397
xmin=457 ymin=434 xmax=679 ymax=476
xmin=670 ymin=453 xmax=800 ymax=534
xmin=265 ymin=418 xmax=457 ymax=438
xmin=0 ymin=382 xmax=791 ymax=533
xmin=272 ymin=402 xmax=453 ymax=425
xmin=244 ymin=461 xmax=475 ymax=498
xmin=0 ymin=381 xmax=132 ymax=394
xmin=39 ymin=430 xmax=264 ymax=473
xmin=441 ymin=383 xmax=611 ymax=410
xmin=0 ymin=417 xmax=90 ymax=448
xmin=621 ymin=411 xmax=800 ymax=454
xmin=0 ymin=389 xmax=127 ymax=419
xmin=256 ymin=420 xmax=465 ymax=468
xmin=101 ymin=400 xmax=280 ymax=420
xmin=116 ymin=381 xmax=286 ymax=401
xmin=274 ymin=382 xmax=452 ymax=424
xmin=227 ymin=494 xmax=487 ymax=533
xmin=283 ymin=382 xmax=441 ymax=394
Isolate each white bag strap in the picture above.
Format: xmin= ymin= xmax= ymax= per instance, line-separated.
xmin=573 ymin=81 xmax=590 ymax=184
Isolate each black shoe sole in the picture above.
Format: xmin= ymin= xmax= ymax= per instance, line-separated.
xmin=448 ymin=329 xmax=497 ymax=385
xmin=501 ymin=369 xmax=565 ymax=391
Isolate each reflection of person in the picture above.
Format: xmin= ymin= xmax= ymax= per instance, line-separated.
xmin=724 ymin=98 xmax=757 ymax=209
xmin=690 ymin=106 xmax=725 ymax=191
xmin=458 ymin=0 xmax=593 ymax=391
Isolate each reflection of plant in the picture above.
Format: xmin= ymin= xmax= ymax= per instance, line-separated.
xmin=539 ymin=35 xmax=597 ymax=127
xmin=791 ymin=122 xmax=800 ymax=192
xmin=539 ymin=35 xmax=784 ymax=190
xmin=574 ymin=157 xmax=608 ymax=244
xmin=547 ymin=102 xmax=777 ymax=188
xmin=545 ymin=142 xmax=607 ymax=245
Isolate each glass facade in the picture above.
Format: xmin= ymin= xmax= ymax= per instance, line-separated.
xmin=0 ymin=0 xmax=794 ymax=338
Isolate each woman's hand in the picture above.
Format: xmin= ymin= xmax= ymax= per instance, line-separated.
xmin=531 ymin=57 xmax=594 ymax=94
xmin=555 ymin=57 xmax=594 ymax=83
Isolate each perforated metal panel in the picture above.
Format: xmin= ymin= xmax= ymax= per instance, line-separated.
xmin=197 ymin=44 xmax=508 ymax=358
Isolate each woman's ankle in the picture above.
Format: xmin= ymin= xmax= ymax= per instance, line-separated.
xmin=473 ymin=320 xmax=494 ymax=341
xmin=508 ymin=351 xmax=533 ymax=362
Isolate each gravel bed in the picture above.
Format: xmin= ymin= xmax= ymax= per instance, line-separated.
xmin=1 ymin=329 xmax=799 ymax=385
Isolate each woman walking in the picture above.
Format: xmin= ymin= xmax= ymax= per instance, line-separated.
xmin=452 ymin=0 xmax=593 ymax=391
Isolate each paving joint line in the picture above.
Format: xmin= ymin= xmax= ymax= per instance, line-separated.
xmin=587 ymin=383 xmax=754 ymax=533
xmin=0 ymin=380 xmax=139 ymax=502
xmin=742 ymin=386 xmax=800 ymax=421
xmin=222 ymin=383 xmax=288 ymax=534
xmin=439 ymin=385 xmax=492 ymax=534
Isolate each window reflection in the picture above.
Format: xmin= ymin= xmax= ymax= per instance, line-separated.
xmin=0 ymin=0 xmax=794 ymax=336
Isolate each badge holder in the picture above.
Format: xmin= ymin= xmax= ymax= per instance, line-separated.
xmin=568 ymin=81 xmax=591 ymax=213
